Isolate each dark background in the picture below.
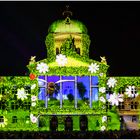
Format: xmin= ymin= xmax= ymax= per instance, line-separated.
xmin=0 ymin=1 xmax=139 ymax=76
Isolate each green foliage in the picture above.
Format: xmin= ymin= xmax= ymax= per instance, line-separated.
xmin=107 ymin=77 xmax=140 ymax=92
xmin=67 ymin=93 xmax=74 ymax=102
xmin=48 ymin=19 xmax=88 ymax=34
xmin=28 ymin=32 xmax=109 ymax=76
xmin=77 ymin=82 xmax=87 ymax=100
xmin=48 ymin=20 xmax=63 ymax=33
xmin=45 ymin=33 xmax=55 ymax=63
xmin=107 ymin=111 xmax=120 ymax=130
xmin=60 ymin=35 xmax=76 ymax=54
xmin=0 ymin=110 xmax=37 ymax=131
xmin=28 ymin=64 xmax=108 ymax=77
xmin=81 ymin=34 xmax=91 ymax=58
xmin=38 ymin=116 xmax=48 ymax=127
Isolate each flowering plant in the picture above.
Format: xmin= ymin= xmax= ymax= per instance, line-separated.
xmin=56 ymin=54 xmax=68 ymax=66
xmin=36 ymin=62 xmax=49 ymax=74
xmin=88 ymin=63 xmax=99 ymax=73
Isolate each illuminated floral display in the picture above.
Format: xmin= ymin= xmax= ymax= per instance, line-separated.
xmin=125 ymin=86 xmax=138 ymax=98
xmin=31 ymin=84 xmax=36 ymax=90
xmin=0 ymin=9 xmax=139 ymax=133
xmin=29 ymin=73 xmax=36 ymax=80
xmin=99 ymin=96 xmax=106 ymax=103
xmin=36 ymin=62 xmax=49 ymax=74
xmin=102 ymin=116 xmax=107 ymax=123
xmin=101 ymin=125 xmax=106 ymax=131
xmin=88 ymin=63 xmax=99 ymax=73
xmin=99 ymin=87 xmax=106 ymax=93
xmin=31 ymin=95 xmax=37 ymax=102
xmin=107 ymin=77 xmax=117 ymax=88
xmin=108 ymin=93 xmax=123 ymax=106
xmin=56 ymin=54 xmax=68 ymax=66
xmin=16 ymin=88 xmax=28 ymax=100
xmin=30 ymin=114 xmax=37 ymax=123
xmin=31 ymin=102 xmax=36 ymax=107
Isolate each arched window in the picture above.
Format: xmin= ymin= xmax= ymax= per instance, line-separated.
xmin=119 ymin=102 xmax=124 ymax=110
xmin=0 ymin=116 xmax=4 ymax=123
xmin=12 ymin=116 xmax=17 ymax=123
xmin=0 ymin=101 xmax=6 ymax=110
xmin=11 ymin=102 xmax=19 ymax=110
xmin=132 ymin=115 xmax=137 ymax=122
xmin=23 ymin=102 xmax=31 ymax=110
xmin=12 ymin=86 xmax=17 ymax=100
xmin=24 ymin=86 xmax=31 ymax=95
xmin=25 ymin=116 xmax=30 ymax=123
xmin=76 ymin=48 xmax=80 ymax=55
xmin=131 ymin=101 xmax=134 ymax=109
xmin=56 ymin=48 xmax=59 ymax=55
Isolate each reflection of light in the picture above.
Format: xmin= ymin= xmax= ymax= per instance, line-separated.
xmin=38 ymin=78 xmax=46 ymax=86
xmin=55 ymin=79 xmax=75 ymax=84
xmin=56 ymin=94 xmax=68 ymax=100
xmin=38 ymin=81 xmax=44 ymax=86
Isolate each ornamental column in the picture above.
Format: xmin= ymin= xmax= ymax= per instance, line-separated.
xmin=74 ymin=76 xmax=77 ymax=108
xmin=60 ymin=76 xmax=63 ymax=108
xmin=89 ymin=75 xmax=92 ymax=108
xmin=45 ymin=76 xmax=48 ymax=108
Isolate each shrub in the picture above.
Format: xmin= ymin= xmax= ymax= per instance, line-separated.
xmin=67 ymin=94 xmax=74 ymax=102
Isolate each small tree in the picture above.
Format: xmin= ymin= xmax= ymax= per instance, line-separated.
xmin=77 ymin=82 xmax=87 ymax=100
xmin=67 ymin=93 xmax=74 ymax=102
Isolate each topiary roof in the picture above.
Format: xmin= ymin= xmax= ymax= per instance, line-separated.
xmin=27 ymin=55 xmax=109 ymax=76
xmin=48 ymin=19 xmax=88 ymax=34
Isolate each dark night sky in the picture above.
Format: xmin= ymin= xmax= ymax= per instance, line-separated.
xmin=0 ymin=1 xmax=140 ymax=76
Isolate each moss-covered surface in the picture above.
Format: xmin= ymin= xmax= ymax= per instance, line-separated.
xmin=112 ymin=77 xmax=140 ymax=92
xmin=0 ymin=110 xmax=38 ymax=131
xmin=48 ymin=19 xmax=88 ymax=34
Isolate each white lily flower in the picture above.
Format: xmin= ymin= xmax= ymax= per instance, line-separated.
xmin=31 ymin=95 xmax=37 ymax=102
xmin=56 ymin=54 xmax=68 ymax=66
xmin=108 ymin=93 xmax=123 ymax=106
xmin=36 ymin=62 xmax=49 ymax=74
xmin=31 ymin=84 xmax=36 ymax=90
xmin=31 ymin=102 xmax=36 ymax=107
xmin=30 ymin=116 xmax=37 ymax=123
xmin=99 ymin=87 xmax=106 ymax=93
xmin=99 ymin=96 xmax=106 ymax=103
xmin=101 ymin=126 xmax=106 ymax=131
xmin=88 ymin=63 xmax=99 ymax=73
xmin=107 ymin=77 xmax=117 ymax=88
xmin=99 ymin=73 xmax=104 ymax=77
xmin=16 ymin=88 xmax=28 ymax=101
xmin=102 ymin=116 xmax=107 ymax=123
